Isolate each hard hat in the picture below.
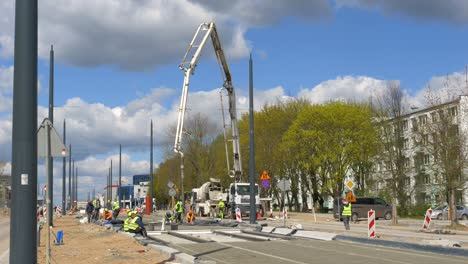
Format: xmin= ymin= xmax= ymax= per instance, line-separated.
xmin=127 ymin=211 xmax=133 ymax=216
xmin=104 ymin=208 xmax=108 ymax=212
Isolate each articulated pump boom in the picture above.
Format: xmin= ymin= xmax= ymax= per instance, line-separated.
xmin=174 ymin=22 xmax=242 ymax=182
xmin=174 ymin=22 xmax=259 ymax=217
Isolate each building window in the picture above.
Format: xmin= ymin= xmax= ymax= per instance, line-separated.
xmin=422 ymin=134 xmax=428 ymax=145
xmin=424 ymin=174 xmax=430 ymax=184
xmin=403 ymin=138 xmax=409 ymax=149
xmin=419 ymin=115 xmax=427 ymax=125
xmin=438 ymin=110 xmax=444 ymax=120
xmin=449 ymin=106 xmax=458 ymax=117
xmin=411 ymin=118 xmax=418 ymax=132
xmin=431 ymin=112 xmax=437 ymax=122
xmin=402 ymin=120 xmax=408 ymax=130
xmin=405 ymin=177 xmax=410 ymax=186
xmin=404 ymin=157 xmax=410 ymax=168
xmin=423 ymin=154 xmax=430 ymax=165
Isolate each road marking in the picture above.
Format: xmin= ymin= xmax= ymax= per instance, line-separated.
xmin=174 ymin=244 xmax=229 ymax=264
xmin=287 ymin=241 xmax=409 ymax=264
xmin=216 ymin=242 xmax=309 ymax=264
xmin=0 ymin=248 xmax=9 ymax=262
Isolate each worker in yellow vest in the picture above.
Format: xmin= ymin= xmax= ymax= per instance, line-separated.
xmin=112 ymin=201 xmax=120 ymax=220
xmin=127 ymin=211 xmax=147 ymax=237
xmin=217 ymin=199 xmax=225 ymax=219
xmin=341 ymin=199 xmax=352 ymax=230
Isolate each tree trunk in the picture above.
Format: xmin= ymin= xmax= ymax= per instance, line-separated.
xmin=391 ymin=195 xmax=398 ymax=225
xmin=449 ymin=188 xmax=458 ymax=226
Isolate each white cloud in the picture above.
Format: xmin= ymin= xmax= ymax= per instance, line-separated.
xmin=0 ymin=66 xmax=13 ymax=112
xmin=298 ymin=75 xmax=389 ymax=104
xmin=0 ymin=0 xmax=331 ymax=70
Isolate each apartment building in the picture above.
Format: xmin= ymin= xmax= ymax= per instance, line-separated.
xmin=373 ymin=95 xmax=468 ymax=206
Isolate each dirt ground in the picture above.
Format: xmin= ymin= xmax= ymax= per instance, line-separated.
xmin=37 ymin=215 xmax=170 ymax=264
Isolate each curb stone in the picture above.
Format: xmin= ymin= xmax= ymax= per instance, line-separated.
xmin=335 ymin=235 xmax=468 ymax=257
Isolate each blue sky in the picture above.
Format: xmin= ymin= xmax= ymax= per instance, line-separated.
xmin=1 ymin=0 xmax=468 ymax=203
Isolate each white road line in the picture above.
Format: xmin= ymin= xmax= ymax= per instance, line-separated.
xmin=174 ymin=244 xmax=229 ymax=264
xmin=216 ymin=242 xmax=309 ymax=264
xmin=0 ymin=248 xmax=9 ymax=263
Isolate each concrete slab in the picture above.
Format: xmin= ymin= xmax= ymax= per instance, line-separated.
xmin=261 ymin=226 xmax=276 ymax=233
xmin=422 ymin=239 xmax=461 ymax=247
xmin=292 ymin=230 xmax=336 ymax=241
xmin=272 ymin=227 xmax=294 ymax=236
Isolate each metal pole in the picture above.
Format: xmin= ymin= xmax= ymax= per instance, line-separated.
xmin=10 ymin=0 xmax=38 ymax=262
xmin=62 ymin=119 xmax=66 ymax=215
xmin=249 ymin=54 xmax=256 ymax=224
xmin=45 ymin=123 xmax=51 ymax=264
xmin=48 ymin=45 xmax=54 ymax=226
xmin=150 ymin=120 xmax=153 ymax=212
xmin=68 ymin=144 xmax=71 ymax=210
xmin=72 ymin=159 xmax=75 ymax=206
xmin=75 ymin=167 xmax=78 ymax=202
xmin=119 ymin=144 xmax=122 ymax=207
xmin=110 ymin=159 xmax=113 ymax=202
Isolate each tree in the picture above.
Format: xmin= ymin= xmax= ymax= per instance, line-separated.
xmin=418 ymin=85 xmax=468 ymax=226
xmin=374 ymin=81 xmax=410 ymax=224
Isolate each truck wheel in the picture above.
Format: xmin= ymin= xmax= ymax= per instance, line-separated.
xmin=437 ymin=214 xmax=442 ymax=220
xmin=462 ymin=214 xmax=468 ymax=220
xmin=351 ymin=213 xmax=358 ymax=222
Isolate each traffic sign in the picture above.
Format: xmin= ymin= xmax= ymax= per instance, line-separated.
xmin=168 ymin=188 xmax=176 ymax=197
xmin=345 ymin=180 xmax=355 ymax=190
xmin=261 ymin=179 xmax=270 ymax=188
xmin=345 ymin=190 xmax=356 ymax=202
xmin=278 ymin=179 xmax=290 ymax=192
xmin=260 ymin=170 xmax=270 ymax=180
xmin=167 ymin=181 xmax=174 ymax=188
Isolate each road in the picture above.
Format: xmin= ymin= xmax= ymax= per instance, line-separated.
xmin=171 ymin=238 xmax=467 ymax=264
xmin=0 ymin=216 xmax=9 ymax=263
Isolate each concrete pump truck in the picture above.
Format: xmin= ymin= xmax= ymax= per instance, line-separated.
xmin=174 ymin=22 xmax=260 ymax=219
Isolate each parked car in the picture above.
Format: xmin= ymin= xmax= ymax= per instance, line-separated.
xmin=430 ymin=205 xmax=468 ymax=220
xmin=333 ymin=197 xmax=393 ymax=221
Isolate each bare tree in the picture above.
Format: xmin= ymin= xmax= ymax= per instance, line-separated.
xmin=420 ymin=86 xmax=468 ymax=226
xmin=374 ymin=81 xmax=410 ymax=225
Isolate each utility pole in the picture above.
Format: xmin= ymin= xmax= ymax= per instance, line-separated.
xmin=72 ymin=159 xmax=75 ymax=206
xmin=48 ymin=45 xmax=54 ymax=226
xmin=249 ymin=54 xmax=256 ymax=224
xmin=10 ymin=1 xmax=38 ymax=263
xmin=68 ymin=145 xmax=71 ymax=210
xmin=62 ymin=119 xmax=66 ymax=215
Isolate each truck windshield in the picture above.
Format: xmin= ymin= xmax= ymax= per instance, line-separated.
xmin=237 ymin=185 xmax=258 ymax=195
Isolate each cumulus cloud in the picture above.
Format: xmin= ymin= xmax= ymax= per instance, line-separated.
xmin=414 ymin=71 xmax=468 ymax=106
xmin=0 ymin=66 xmax=13 ymax=112
xmin=0 ymin=0 xmax=333 ymax=70
xmin=336 ymin=0 xmax=468 ymax=24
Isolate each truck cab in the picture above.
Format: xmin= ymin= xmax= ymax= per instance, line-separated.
xmin=228 ymin=182 xmax=260 ymax=218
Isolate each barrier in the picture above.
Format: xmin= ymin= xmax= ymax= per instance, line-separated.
xmin=235 ymin=207 xmax=242 ymax=223
xmin=368 ymin=209 xmax=376 ymax=238
xmin=422 ymin=208 xmax=432 ymax=230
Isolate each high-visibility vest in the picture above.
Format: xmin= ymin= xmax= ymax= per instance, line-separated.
xmin=112 ymin=203 xmax=120 ymax=211
xmin=123 ymin=217 xmax=131 ymax=231
xmin=186 ymin=213 xmax=195 ymax=222
xmin=218 ymin=201 xmax=225 ymax=209
xmin=93 ymin=199 xmax=98 ymax=207
xmin=128 ymin=217 xmax=140 ymax=231
xmin=175 ymin=202 xmax=183 ymax=213
xmin=342 ymin=203 xmax=352 ymax=216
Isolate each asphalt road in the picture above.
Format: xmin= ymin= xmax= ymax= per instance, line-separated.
xmin=171 ymin=238 xmax=468 ymax=264
xmin=0 ymin=216 xmax=9 ymax=263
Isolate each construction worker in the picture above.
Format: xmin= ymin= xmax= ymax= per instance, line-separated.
xmin=174 ymin=200 xmax=184 ymax=223
xmin=112 ymin=200 xmax=120 ymax=220
xmin=127 ymin=211 xmax=147 ymax=237
xmin=186 ymin=210 xmax=195 ymax=224
xmin=100 ymin=208 xmax=113 ymax=220
xmin=85 ymin=201 xmax=94 ymax=224
xmin=341 ymin=198 xmax=352 ymax=230
xmin=123 ymin=210 xmax=133 ymax=232
xmin=217 ymin=199 xmax=225 ymax=219
xmin=93 ymin=198 xmax=101 ymax=221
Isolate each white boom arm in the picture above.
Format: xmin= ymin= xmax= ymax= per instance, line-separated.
xmin=174 ymin=22 xmax=243 ymax=182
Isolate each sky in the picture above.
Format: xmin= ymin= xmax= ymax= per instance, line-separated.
xmin=1 ymin=0 xmax=468 ymax=204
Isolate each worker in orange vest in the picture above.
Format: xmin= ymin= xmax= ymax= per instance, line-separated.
xmin=186 ymin=210 xmax=196 ymax=224
xmin=100 ymin=208 xmax=113 ymax=221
